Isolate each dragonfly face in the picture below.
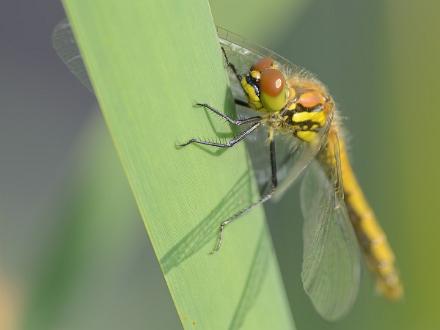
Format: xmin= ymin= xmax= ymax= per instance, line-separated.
xmin=241 ymin=56 xmax=332 ymax=143
xmin=241 ymin=57 xmax=288 ymax=112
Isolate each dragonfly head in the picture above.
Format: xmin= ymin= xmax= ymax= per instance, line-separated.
xmin=241 ymin=57 xmax=288 ymax=112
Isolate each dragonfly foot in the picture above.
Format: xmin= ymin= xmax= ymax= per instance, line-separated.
xmin=209 ymin=222 xmax=227 ymax=254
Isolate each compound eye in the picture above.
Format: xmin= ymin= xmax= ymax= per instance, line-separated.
xmin=260 ymin=68 xmax=285 ymax=97
xmin=259 ymin=68 xmax=287 ymax=112
xmin=251 ymin=57 xmax=274 ymax=72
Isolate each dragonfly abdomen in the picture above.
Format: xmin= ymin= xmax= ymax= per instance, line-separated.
xmin=338 ymin=137 xmax=403 ymax=300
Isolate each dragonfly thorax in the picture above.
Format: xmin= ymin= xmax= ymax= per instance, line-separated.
xmin=259 ymin=85 xmax=332 ymax=143
xmin=286 ymin=85 xmax=332 ymax=142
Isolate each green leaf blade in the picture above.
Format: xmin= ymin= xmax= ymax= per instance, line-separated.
xmin=63 ymin=0 xmax=294 ymax=328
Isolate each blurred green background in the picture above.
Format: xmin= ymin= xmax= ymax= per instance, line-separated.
xmin=1 ymin=0 xmax=439 ymax=329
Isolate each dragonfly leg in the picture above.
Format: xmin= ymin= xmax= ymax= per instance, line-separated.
xmin=220 ymin=48 xmax=254 ymax=111
xmin=177 ymin=122 xmax=261 ymax=148
xmin=221 ymin=47 xmax=241 ymax=82
xmin=211 ymin=139 xmax=278 ymax=253
xmin=234 ymin=98 xmax=252 ymax=108
xmin=195 ymin=103 xmax=260 ymax=126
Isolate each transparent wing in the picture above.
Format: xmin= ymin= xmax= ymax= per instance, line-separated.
xmin=52 ymin=22 xmax=327 ymax=195
xmin=52 ymin=19 xmax=93 ymax=92
xmin=218 ymin=26 xmax=309 ymax=102
xmin=300 ymin=152 xmax=360 ymax=320
xmin=272 ymin=129 xmax=327 ymax=200
xmin=52 ymin=22 xmax=313 ymax=101
xmin=52 ymin=23 xmax=304 ymax=97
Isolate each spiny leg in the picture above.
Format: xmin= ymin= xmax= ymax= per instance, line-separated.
xmin=195 ymin=102 xmax=260 ymax=126
xmin=221 ymin=47 xmax=241 ymax=83
xmin=211 ymin=139 xmax=278 ymax=253
xmin=220 ymin=48 xmax=254 ymax=111
xmin=177 ymin=121 xmax=261 ymax=148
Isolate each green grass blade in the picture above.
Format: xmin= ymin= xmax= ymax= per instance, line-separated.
xmin=62 ymin=0 xmax=294 ymax=329
xmin=21 ymin=115 xmax=180 ymax=330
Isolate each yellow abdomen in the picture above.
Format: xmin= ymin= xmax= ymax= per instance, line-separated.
xmin=336 ymin=133 xmax=403 ymax=299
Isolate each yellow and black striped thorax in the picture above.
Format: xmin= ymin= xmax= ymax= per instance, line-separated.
xmin=281 ymin=86 xmax=333 ymax=142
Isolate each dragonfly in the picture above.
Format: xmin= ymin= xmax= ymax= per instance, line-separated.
xmin=52 ymin=20 xmax=403 ymax=321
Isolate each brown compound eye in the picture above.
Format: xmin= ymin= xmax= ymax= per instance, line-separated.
xmin=260 ymin=68 xmax=285 ymax=97
xmin=251 ymin=57 xmax=274 ymax=72
xmin=259 ymin=68 xmax=287 ymax=112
